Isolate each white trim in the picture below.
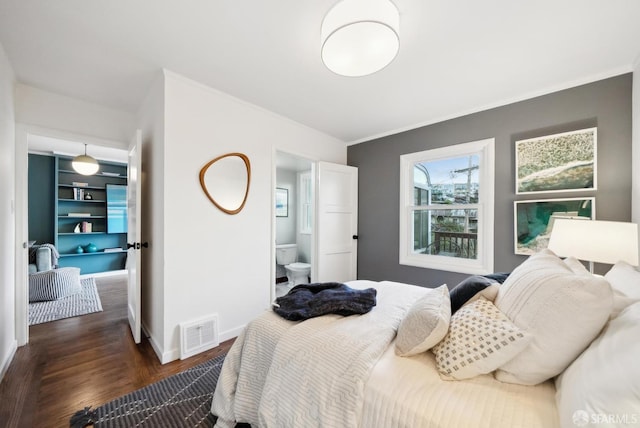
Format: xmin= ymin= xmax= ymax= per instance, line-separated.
xmin=15 ymin=123 xmax=129 ymax=347
xmin=298 ymin=171 xmax=313 ymax=235
xmin=15 ymin=124 xmax=29 ymax=346
xmin=348 ymin=68 xmax=631 ymax=146
xmin=141 ymin=320 xmax=168 ymax=363
xmin=219 ymin=325 xmax=245 ymax=343
xmin=0 ymin=340 xmax=17 ymax=383
xmin=80 ymin=269 xmax=127 ymax=280
xmin=399 ymin=138 xmax=495 ymax=275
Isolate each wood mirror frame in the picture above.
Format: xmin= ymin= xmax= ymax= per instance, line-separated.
xmin=199 ymin=152 xmax=251 ymax=215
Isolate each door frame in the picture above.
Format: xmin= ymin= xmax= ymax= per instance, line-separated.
xmin=14 ymin=124 xmax=127 ymax=345
xmin=271 ymin=148 xmax=317 ymax=302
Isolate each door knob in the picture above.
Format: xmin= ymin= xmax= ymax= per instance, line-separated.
xmin=127 ymin=243 xmax=135 ymax=249
xmin=141 ymin=242 xmax=149 ymax=248
xmin=352 ymin=235 xmax=359 ymax=240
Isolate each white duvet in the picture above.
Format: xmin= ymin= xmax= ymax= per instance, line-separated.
xmin=211 ymin=280 xmax=559 ymax=428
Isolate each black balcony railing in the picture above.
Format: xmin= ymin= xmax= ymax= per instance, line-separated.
xmin=425 ymin=231 xmax=478 ymax=259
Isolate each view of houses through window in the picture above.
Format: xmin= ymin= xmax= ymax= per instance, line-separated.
xmin=413 ymin=155 xmax=480 ymax=260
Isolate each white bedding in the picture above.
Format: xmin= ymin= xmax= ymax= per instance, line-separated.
xmin=212 ymin=280 xmax=559 ymax=428
xmin=362 ymin=342 xmax=558 ymax=428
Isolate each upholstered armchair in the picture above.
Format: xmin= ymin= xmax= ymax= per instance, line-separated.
xmin=28 ymin=246 xmax=54 ymax=273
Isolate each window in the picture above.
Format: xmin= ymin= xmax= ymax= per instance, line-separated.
xmin=298 ymin=171 xmax=313 ymax=234
xmin=400 ymin=138 xmax=495 ymax=274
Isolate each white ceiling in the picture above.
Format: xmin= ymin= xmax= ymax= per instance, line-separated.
xmin=27 ymin=134 xmax=128 ymax=163
xmin=1 ymin=0 xmax=640 ymax=144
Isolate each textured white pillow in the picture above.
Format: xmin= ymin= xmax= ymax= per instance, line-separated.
xmin=555 ymin=301 xmax=640 ymax=428
xmin=432 ymin=298 xmax=531 ymax=380
xmin=494 ymin=249 xmax=613 ymax=385
xmin=395 ymin=284 xmax=450 ymax=357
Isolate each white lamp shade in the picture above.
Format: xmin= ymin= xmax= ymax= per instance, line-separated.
xmin=321 ymin=0 xmax=399 ymax=77
xmin=72 ymin=155 xmax=99 ymax=175
xmin=548 ymin=219 xmax=639 ymax=266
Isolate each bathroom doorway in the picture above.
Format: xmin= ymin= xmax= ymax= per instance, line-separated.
xmin=274 ymin=151 xmax=315 ymax=297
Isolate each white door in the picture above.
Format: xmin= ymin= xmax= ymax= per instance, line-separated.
xmin=127 ymin=130 xmax=142 ymax=343
xmin=316 ymin=162 xmax=358 ymax=282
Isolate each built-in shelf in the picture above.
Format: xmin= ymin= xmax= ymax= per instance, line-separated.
xmin=55 ymin=156 xmax=128 ymax=274
xmin=58 ymin=215 xmax=106 ymax=219
xmin=58 ymin=198 xmax=106 ymax=203
xmin=59 ymin=232 xmax=106 ymax=236
xmin=60 ymin=250 xmax=126 ymax=258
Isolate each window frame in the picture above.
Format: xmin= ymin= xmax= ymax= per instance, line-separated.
xmin=298 ymin=171 xmax=313 ymax=235
xmin=399 ymin=138 xmax=495 ymax=274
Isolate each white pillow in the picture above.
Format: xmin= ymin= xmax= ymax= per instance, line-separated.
xmin=605 ymin=260 xmax=640 ymax=299
xmin=461 ymin=283 xmax=500 ymax=307
xmin=395 ymin=284 xmax=450 ymax=357
xmin=555 ymin=301 xmax=640 ymax=428
xmin=432 ymin=298 xmax=531 ymax=380
xmin=604 ymin=261 xmax=640 ymax=318
xmin=494 ymin=249 xmax=613 ymax=385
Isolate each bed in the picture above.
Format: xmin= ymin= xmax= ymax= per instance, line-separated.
xmin=211 ymin=251 xmax=640 ymax=428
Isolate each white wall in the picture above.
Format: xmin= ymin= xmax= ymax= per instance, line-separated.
xmin=15 ymin=84 xmax=135 ymax=145
xmin=632 ymin=60 xmax=640 ymax=224
xmin=0 ymin=42 xmax=16 ymax=381
xmin=158 ymin=70 xmax=346 ymax=361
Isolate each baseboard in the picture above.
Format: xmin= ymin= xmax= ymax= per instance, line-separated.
xmin=141 ymin=321 xmax=165 ymax=363
xmin=0 ymin=340 xmax=18 ymax=383
xmin=220 ymin=325 xmax=245 ymax=343
xmin=141 ymin=321 xmax=245 ymax=365
xmin=80 ymin=269 xmax=127 ymax=279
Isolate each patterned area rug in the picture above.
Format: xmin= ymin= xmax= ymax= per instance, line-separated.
xmin=29 ymin=277 xmax=103 ymax=325
xmin=69 ymin=353 xmax=247 ymax=428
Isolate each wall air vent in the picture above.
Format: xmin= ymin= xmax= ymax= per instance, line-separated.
xmin=179 ymin=315 xmax=219 ymax=360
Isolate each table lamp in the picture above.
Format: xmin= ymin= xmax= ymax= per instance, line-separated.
xmin=547 ymin=219 xmax=639 ymax=273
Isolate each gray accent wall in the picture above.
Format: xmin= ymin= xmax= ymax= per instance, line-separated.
xmin=348 ymin=74 xmax=632 ymax=288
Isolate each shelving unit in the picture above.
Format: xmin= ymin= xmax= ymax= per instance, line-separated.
xmin=55 ymin=156 xmax=128 ymax=274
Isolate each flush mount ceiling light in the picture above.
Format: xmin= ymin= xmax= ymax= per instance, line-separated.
xmin=72 ymin=144 xmax=99 ymax=175
xmin=321 ymin=0 xmax=400 ymax=77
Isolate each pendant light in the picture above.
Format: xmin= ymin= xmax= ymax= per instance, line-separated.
xmin=72 ymin=144 xmax=99 ymax=175
xmin=321 ymin=0 xmax=400 ymax=77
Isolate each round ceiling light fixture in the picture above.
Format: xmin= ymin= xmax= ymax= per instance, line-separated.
xmin=72 ymin=144 xmax=99 ymax=175
xmin=321 ymin=0 xmax=400 ymax=77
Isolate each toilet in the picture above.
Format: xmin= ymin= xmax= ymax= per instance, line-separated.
xmin=276 ymin=244 xmax=311 ymax=286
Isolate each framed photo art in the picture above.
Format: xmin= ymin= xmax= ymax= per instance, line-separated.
xmin=515 ymin=127 xmax=597 ymax=194
xmin=275 ymin=188 xmax=288 ymax=217
xmin=514 ymin=197 xmax=595 ymax=255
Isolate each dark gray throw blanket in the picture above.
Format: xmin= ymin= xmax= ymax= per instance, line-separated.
xmin=273 ymin=282 xmax=377 ymax=321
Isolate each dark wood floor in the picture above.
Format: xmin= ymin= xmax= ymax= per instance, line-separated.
xmin=0 ymin=274 xmax=234 ymax=428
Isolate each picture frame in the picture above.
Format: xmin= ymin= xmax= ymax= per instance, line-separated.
xmin=514 ymin=197 xmax=595 ymax=255
xmin=515 ymin=127 xmax=597 ymax=194
xmin=275 ymin=188 xmax=288 ymax=217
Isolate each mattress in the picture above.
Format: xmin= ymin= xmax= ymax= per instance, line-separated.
xmin=213 ymin=279 xmax=560 ymax=428
xmin=361 ymin=342 xmax=559 ymax=428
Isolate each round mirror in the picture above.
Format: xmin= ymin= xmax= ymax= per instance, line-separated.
xmin=199 ymin=153 xmax=251 ymax=214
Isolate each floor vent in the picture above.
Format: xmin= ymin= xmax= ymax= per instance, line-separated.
xmin=180 ymin=315 xmax=219 ymax=360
